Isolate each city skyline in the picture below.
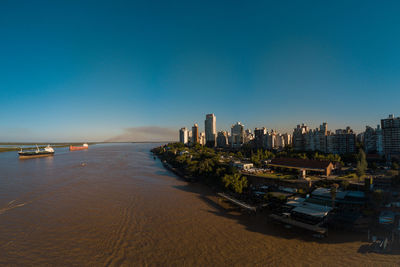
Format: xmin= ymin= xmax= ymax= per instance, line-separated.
xmin=179 ymin=113 xmax=396 ymax=136
xmin=180 ymin=113 xmax=400 ymax=160
xmin=1 ymin=1 xmax=400 ymax=142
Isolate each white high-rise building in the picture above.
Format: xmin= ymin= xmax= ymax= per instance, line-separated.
xmin=283 ymin=133 xmax=292 ymax=146
xmin=179 ymin=127 xmax=189 ymax=144
xmin=266 ymin=130 xmax=277 ymax=149
xmin=244 ymin=129 xmax=254 ymax=143
xmin=199 ymin=132 xmax=206 ymax=146
xmin=205 ymin=113 xmax=216 ymax=147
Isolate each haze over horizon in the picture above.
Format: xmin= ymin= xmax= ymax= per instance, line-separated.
xmin=1 ymin=0 xmax=399 ymax=142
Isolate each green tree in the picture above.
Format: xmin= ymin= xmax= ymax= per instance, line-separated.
xmin=222 ymin=173 xmax=248 ymax=194
xmin=356 ymin=149 xmax=368 ymax=181
xmin=341 ymin=180 xmax=350 ymax=190
xmin=392 ymin=162 xmax=399 ymax=170
xmin=264 ymin=150 xmax=275 ymax=160
xmin=187 ymin=160 xmax=199 ymax=176
xmin=301 ymin=153 xmax=308 ymax=159
xmin=330 ymin=183 xmax=339 ymax=208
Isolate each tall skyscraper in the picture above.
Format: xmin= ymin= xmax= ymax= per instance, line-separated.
xmin=333 ymin=127 xmax=356 ymax=154
xmin=293 ymin=124 xmax=309 ymax=151
xmin=244 ymin=129 xmax=254 ymax=143
xmin=199 ymin=132 xmax=206 ymax=146
xmin=231 ymin=122 xmax=244 ymax=148
xmin=254 ymin=127 xmax=267 ymax=148
xmin=179 ymin=127 xmax=189 ymax=144
xmin=266 ymin=130 xmax=277 ymax=149
xmin=364 ymin=125 xmax=383 ymax=155
xmin=283 ymin=133 xmax=292 ymax=146
xmin=192 ymin=123 xmax=199 ymax=144
xmin=205 ymin=113 xmax=216 ymax=147
xmin=381 ymin=114 xmax=400 ymax=160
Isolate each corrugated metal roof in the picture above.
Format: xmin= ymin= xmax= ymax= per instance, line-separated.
xmin=269 ymin=157 xmax=332 ymax=170
xmin=292 ymin=206 xmax=330 ymax=218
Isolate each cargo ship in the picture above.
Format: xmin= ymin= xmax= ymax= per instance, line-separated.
xmin=69 ymin=143 xmax=89 ymax=151
xmin=18 ymin=145 xmax=55 ymax=159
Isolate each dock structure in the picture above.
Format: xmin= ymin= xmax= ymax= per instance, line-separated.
xmin=269 ymin=214 xmax=327 ymax=235
xmin=218 ymin=193 xmax=257 ymax=212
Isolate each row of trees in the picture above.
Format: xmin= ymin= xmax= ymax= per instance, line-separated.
xmin=153 ymin=143 xmax=248 ymax=194
xmin=234 ymin=147 xmax=344 ymax=168
xmin=356 ymin=149 xmax=368 ymax=179
xmin=236 ymin=145 xmax=344 ymax=166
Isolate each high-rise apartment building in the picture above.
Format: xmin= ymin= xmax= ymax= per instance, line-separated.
xmin=231 ymin=122 xmax=244 ymax=148
xmin=205 ymin=114 xmax=216 ymax=147
xmin=293 ymin=124 xmax=310 ymax=151
xmin=254 ymin=127 xmax=267 ymax=148
xmin=179 ymin=127 xmax=189 ymax=144
xmin=364 ymin=125 xmax=383 ymax=155
xmin=199 ymin=132 xmax=206 ymax=146
xmin=192 ymin=123 xmax=199 ymax=144
xmin=254 ymin=127 xmax=291 ymax=150
xmin=381 ymin=114 xmax=400 ymax=159
xmin=333 ymin=127 xmax=356 ymax=154
xmin=293 ymin=123 xmax=356 ymax=154
xmin=216 ymin=131 xmax=229 ymax=148
xmin=266 ymin=130 xmax=277 ymax=149
xmin=244 ymin=129 xmax=254 ymax=143
xmin=283 ymin=133 xmax=292 ymax=147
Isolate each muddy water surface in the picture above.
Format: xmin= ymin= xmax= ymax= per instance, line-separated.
xmin=0 ymin=143 xmax=399 ymax=266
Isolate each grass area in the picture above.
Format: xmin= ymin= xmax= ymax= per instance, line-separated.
xmin=336 ymin=173 xmax=358 ymax=179
xmin=250 ymin=172 xmax=297 ymax=179
xmin=335 ymin=172 xmax=366 ymax=183
xmin=306 ymin=176 xmax=324 ymax=181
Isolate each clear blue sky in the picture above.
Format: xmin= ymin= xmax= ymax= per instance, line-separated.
xmin=1 ymin=0 xmax=399 ymax=142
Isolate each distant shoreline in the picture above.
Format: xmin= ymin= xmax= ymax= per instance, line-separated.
xmin=0 ymin=141 xmax=174 ymax=145
xmin=0 ymin=143 xmax=97 ymax=153
xmin=0 ymin=142 xmax=173 ymax=153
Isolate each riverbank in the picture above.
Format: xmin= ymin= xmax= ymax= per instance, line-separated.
xmin=151 ymin=143 xmax=400 ymax=252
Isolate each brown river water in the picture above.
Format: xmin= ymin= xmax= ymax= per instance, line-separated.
xmin=0 ymin=143 xmax=399 ymax=266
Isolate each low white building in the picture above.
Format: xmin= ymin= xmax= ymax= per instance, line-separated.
xmin=232 ymin=161 xmax=254 ymax=170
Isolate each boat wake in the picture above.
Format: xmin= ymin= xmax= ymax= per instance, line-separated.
xmin=0 ymin=200 xmax=30 ymax=215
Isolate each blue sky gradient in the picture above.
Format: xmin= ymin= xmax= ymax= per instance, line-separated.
xmin=1 ymin=0 xmax=399 ymax=141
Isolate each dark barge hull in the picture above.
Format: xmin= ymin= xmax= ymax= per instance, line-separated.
xmin=18 ymin=151 xmax=54 ymax=159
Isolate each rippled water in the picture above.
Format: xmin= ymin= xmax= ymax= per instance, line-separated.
xmin=0 ymin=143 xmax=399 ymax=266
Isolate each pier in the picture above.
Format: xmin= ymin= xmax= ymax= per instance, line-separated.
xmin=217 ymin=192 xmax=257 ymax=212
xmin=269 ymin=214 xmax=327 ymax=235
